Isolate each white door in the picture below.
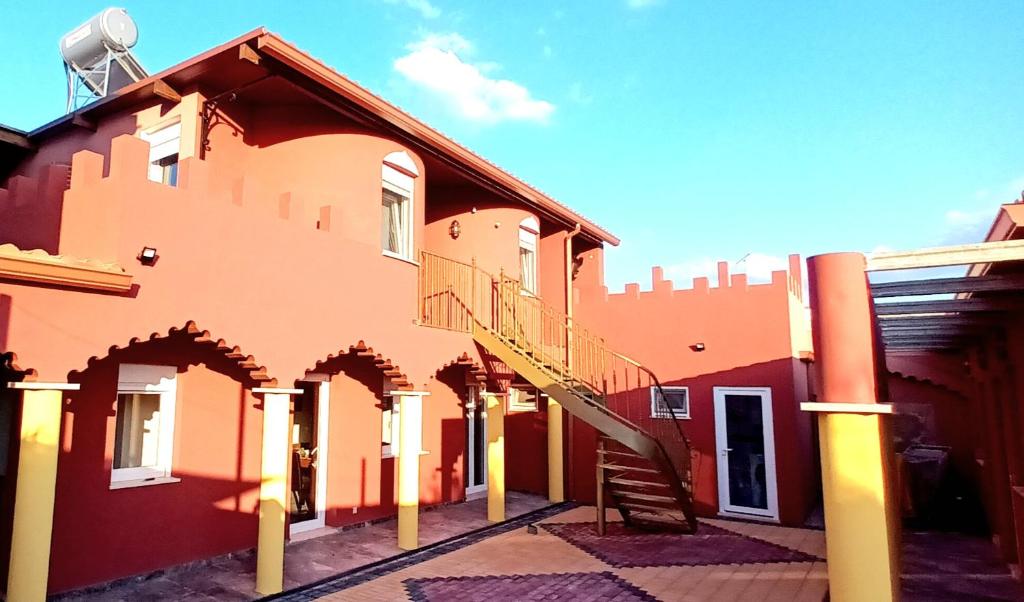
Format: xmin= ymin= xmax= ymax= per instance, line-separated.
xmin=290 ymin=378 xmax=330 ymax=534
xmin=713 ymin=387 xmax=779 ymax=521
xmin=466 ymin=386 xmax=488 ymax=498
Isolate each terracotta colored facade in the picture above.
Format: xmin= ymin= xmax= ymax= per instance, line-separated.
xmin=0 ymin=27 xmax=823 ymax=596
xmin=571 ymin=251 xmax=818 ymax=526
xmin=0 ymin=29 xmax=614 ymax=594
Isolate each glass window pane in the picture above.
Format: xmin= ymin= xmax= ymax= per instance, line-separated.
xmin=382 ymin=188 xmax=407 ymax=255
xmin=724 ymin=393 xmax=767 ymax=509
xmin=113 ymin=393 xmax=161 ymax=469
xmin=665 ymin=391 xmax=687 ymax=411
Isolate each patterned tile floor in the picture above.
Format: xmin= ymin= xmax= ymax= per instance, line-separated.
xmin=287 ymin=506 xmax=829 ymax=602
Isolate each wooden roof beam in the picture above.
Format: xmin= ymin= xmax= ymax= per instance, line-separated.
xmin=866 ymin=239 xmax=1024 ymax=271
xmin=874 ymin=297 xmax=1023 ymax=315
xmin=871 ymin=274 xmax=1024 ymax=298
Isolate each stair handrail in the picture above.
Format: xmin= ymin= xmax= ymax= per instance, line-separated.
xmin=605 ymin=348 xmax=694 ymax=479
xmin=420 ymin=249 xmax=694 ymax=479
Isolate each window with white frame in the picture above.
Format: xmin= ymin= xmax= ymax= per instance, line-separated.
xmin=519 ymin=217 xmax=539 ymax=294
xmin=112 ymin=364 xmax=178 ymax=484
xmin=140 ymin=122 xmax=181 ymax=186
xmin=650 ymin=386 xmax=689 ymax=419
xmin=381 ymin=151 xmax=418 ymax=260
xmin=508 ymin=386 xmax=540 ymax=413
xmin=381 ymin=382 xmax=400 ymax=458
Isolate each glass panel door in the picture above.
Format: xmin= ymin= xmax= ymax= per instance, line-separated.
xmin=713 ymin=387 xmax=778 ymax=519
xmin=724 ymin=394 xmax=767 ymax=510
xmin=290 ymin=383 xmax=318 ymax=524
xmin=466 ymin=387 xmax=488 ymax=496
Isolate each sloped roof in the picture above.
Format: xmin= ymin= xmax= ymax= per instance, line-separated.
xmin=28 ymin=28 xmax=619 ymax=246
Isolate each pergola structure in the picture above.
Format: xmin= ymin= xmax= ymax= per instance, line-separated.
xmin=868 ymin=239 xmax=1024 ymax=352
xmin=804 ymin=238 xmax=1024 ymax=602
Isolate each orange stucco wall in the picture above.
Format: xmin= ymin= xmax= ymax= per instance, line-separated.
xmin=0 ymin=87 xmax=576 ymax=592
xmin=572 ymin=256 xmax=818 ymax=526
xmin=48 ymin=336 xmax=264 ymax=592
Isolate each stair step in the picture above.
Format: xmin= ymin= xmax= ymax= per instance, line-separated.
xmin=607 ymin=477 xmax=669 ymax=489
xmin=598 ymin=449 xmax=643 ymax=459
xmin=619 ymin=501 xmax=682 ymax=514
xmin=609 ymin=491 xmax=676 ymax=504
xmin=597 ymin=463 xmax=660 ymax=474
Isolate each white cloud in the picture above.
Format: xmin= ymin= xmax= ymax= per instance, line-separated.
xmin=381 ymin=0 xmax=441 ymax=19
xmin=663 ymin=252 xmax=790 ymax=287
xmin=939 ymin=175 xmax=1024 ymax=244
xmin=626 ymin=0 xmax=663 ymax=8
xmin=394 ymin=32 xmax=555 ymax=124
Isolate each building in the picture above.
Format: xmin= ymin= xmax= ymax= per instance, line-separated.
xmin=0 ymin=27 xmax=699 ymax=599
xmin=570 ymin=257 xmax=817 ymax=526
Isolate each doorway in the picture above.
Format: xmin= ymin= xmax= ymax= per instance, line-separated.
xmin=290 ymin=378 xmax=330 ymax=534
xmin=465 ymin=386 xmax=488 ymax=499
xmin=713 ymin=387 xmax=779 ymax=521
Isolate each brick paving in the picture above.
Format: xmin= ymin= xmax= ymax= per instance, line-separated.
xmin=541 ymin=521 xmax=821 ymax=568
xmin=289 ymin=505 xmax=830 ymax=602
xmin=405 ymin=572 xmax=659 ymax=602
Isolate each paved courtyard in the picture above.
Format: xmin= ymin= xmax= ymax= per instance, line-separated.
xmin=278 ymin=505 xmax=829 ymax=602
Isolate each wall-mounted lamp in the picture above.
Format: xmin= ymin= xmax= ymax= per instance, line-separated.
xmin=138 ymin=246 xmax=158 ymax=266
xmin=449 ymin=220 xmax=461 ymax=239
xmin=690 ymin=343 xmax=706 ymax=352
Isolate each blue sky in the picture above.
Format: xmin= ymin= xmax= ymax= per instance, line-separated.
xmin=2 ymin=0 xmax=1023 ymax=289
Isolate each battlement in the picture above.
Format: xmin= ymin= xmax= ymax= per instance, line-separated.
xmin=605 ymin=254 xmax=804 ymax=304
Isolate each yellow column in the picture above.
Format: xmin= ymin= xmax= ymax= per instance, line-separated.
xmin=396 ymin=391 xmax=428 ymax=550
xmin=6 ymin=382 xmax=76 ymax=602
xmin=254 ymin=387 xmax=300 ymax=596
xmin=484 ymin=392 xmax=506 ymax=523
xmin=547 ymin=396 xmax=564 ymax=503
xmin=805 ymin=404 xmax=899 ymax=602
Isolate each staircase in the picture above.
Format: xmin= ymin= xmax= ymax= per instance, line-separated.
xmin=419 ymin=251 xmax=697 ymax=533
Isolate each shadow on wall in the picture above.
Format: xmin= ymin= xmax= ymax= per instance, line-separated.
xmin=0 ymin=353 xmax=27 ymax=589
xmin=568 ymin=356 xmax=820 ymax=527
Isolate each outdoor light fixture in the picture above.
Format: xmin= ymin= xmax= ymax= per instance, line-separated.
xmin=138 ymin=246 xmax=158 ymax=265
xmin=690 ymin=343 xmax=706 ymax=352
xmin=449 ymin=220 xmax=461 ymax=239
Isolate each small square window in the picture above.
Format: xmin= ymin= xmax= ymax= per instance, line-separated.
xmin=651 ymin=386 xmax=689 ymax=419
xmin=508 ymin=387 xmax=540 ymax=413
xmin=112 ymin=364 xmax=177 ymax=484
xmin=141 ymin=123 xmax=181 ymax=187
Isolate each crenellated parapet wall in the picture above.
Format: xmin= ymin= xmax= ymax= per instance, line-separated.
xmin=596 ymin=254 xmax=804 ymax=306
xmin=0 ymin=132 xmax=465 ymax=387
xmin=0 ymin=163 xmax=72 ymax=254
xmin=55 ymin=134 xmax=341 ymax=263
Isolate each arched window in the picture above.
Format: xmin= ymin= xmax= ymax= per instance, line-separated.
xmin=519 ymin=216 xmax=539 ymax=294
xmin=381 ymin=151 xmax=419 ymax=260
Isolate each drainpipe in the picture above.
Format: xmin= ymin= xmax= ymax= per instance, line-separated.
xmin=551 ymin=223 xmax=581 ymax=503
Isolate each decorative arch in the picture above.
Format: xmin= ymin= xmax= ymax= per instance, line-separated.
xmin=308 ymin=340 xmax=412 ymax=390
xmin=67 ymin=320 xmax=276 ymax=386
xmin=437 ymin=352 xmax=492 ymax=388
xmin=383 ymin=150 xmax=419 ymax=177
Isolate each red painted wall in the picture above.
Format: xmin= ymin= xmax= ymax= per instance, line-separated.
xmin=0 ymin=82 xmax=583 ymax=592
xmin=572 ymin=255 xmax=818 ymax=526
xmin=505 ymin=407 xmax=550 ymax=495
xmin=48 ymin=336 xmax=264 ymax=592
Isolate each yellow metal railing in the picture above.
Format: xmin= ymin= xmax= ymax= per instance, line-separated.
xmin=418 ymin=250 xmax=696 ymax=506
